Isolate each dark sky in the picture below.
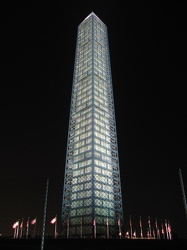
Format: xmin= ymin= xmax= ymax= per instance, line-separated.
xmin=1 ymin=1 xmax=187 ymax=238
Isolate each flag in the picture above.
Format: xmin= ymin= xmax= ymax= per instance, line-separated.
xmin=51 ymin=217 xmax=57 ymax=224
xmin=31 ymin=218 xmax=36 ymax=225
xmin=12 ymin=221 xmax=19 ymax=229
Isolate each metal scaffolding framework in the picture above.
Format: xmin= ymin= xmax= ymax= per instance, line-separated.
xmin=61 ymin=12 xmax=123 ymax=238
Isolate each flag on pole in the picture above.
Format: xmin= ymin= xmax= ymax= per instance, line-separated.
xmin=148 ymin=216 xmax=151 ymax=238
xmin=125 ymin=231 xmax=129 ymax=238
xmin=12 ymin=221 xmax=19 ymax=229
xmin=165 ymin=219 xmax=170 ymax=239
xmin=13 ymin=220 xmax=19 ymax=239
xmin=133 ymin=230 xmax=136 ymax=238
xmin=118 ymin=218 xmax=122 ymax=238
xmin=26 ymin=217 xmax=30 ymax=239
xmin=140 ymin=216 xmax=143 ymax=238
xmin=31 ymin=218 xmax=37 ymax=225
xmin=51 ymin=217 xmax=57 ymax=224
xmin=168 ymin=220 xmax=172 ymax=240
xmin=31 ymin=218 xmax=37 ymax=238
xmin=155 ymin=218 xmax=160 ymax=238
xmin=20 ymin=218 xmax=24 ymax=239
xmin=161 ymin=220 xmax=165 ymax=239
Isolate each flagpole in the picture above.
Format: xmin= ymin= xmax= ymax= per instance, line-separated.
xmin=34 ymin=218 xmax=37 ymax=238
xmin=161 ymin=220 xmax=165 ymax=239
xmin=14 ymin=225 xmax=16 ymax=239
xmin=129 ymin=215 xmax=132 ymax=239
xmin=13 ymin=221 xmax=19 ymax=239
xmin=16 ymin=220 xmax=20 ymax=239
xmin=54 ymin=215 xmax=57 ymax=238
xmin=168 ymin=220 xmax=172 ymax=240
xmin=157 ymin=226 xmax=160 ymax=239
xmin=133 ymin=230 xmax=136 ymax=239
xmin=140 ymin=216 xmax=143 ymax=238
xmin=118 ymin=218 xmax=121 ymax=239
xmin=26 ymin=217 xmax=30 ymax=239
xmin=148 ymin=216 xmax=151 ymax=238
xmin=20 ymin=218 xmax=24 ymax=238
xmin=165 ymin=219 xmax=170 ymax=240
xmin=41 ymin=177 xmax=49 ymax=250
xmin=155 ymin=218 xmax=160 ymax=239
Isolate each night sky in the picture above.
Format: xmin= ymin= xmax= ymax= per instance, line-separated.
xmin=1 ymin=1 xmax=187 ymax=239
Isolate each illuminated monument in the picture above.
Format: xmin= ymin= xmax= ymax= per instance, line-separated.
xmin=61 ymin=12 xmax=123 ymax=238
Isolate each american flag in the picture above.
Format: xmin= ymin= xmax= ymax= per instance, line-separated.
xmin=51 ymin=217 xmax=57 ymax=224
xmin=12 ymin=221 xmax=19 ymax=229
xmin=31 ymin=218 xmax=36 ymax=225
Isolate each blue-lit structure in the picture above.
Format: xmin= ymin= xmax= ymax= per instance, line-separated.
xmin=61 ymin=12 xmax=123 ymax=238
